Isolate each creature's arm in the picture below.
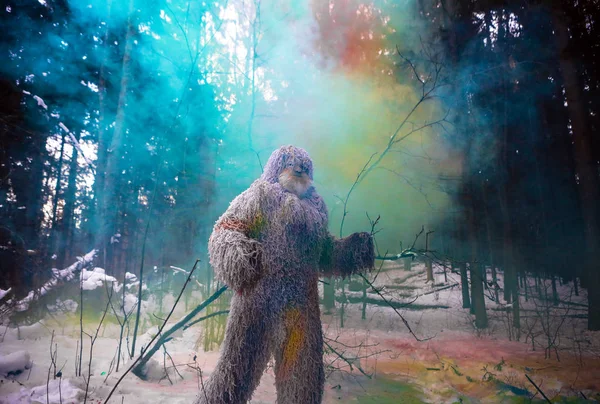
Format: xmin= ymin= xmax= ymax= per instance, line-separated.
xmin=319 ymin=232 xmax=375 ymax=278
xmin=208 ymin=184 xmax=266 ymax=292
xmin=308 ymin=189 xmax=374 ymax=277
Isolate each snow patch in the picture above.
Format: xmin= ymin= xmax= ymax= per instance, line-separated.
xmin=0 ymin=351 xmax=31 ymax=376
xmin=81 ymin=267 xmax=117 ymax=291
xmin=9 ymin=249 xmax=96 ymax=312
xmin=33 ymin=95 xmax=47 ymax=109
xmin=110 ymin=233 xmax=121 ymax=244
xmin=47 ymin=298 xmax=78 ymax=313
xmin=2 ymin=378 xmax=83 ymax=403
xmin=0 ymin=287 xmax=11 ymax=300
xmin=1 ymin=323 xmax=50 ymax=342
xmin=139 ymin=358 xmax=168 ymax=382
xmin=58 ymin=122 xmax=70 ymax=133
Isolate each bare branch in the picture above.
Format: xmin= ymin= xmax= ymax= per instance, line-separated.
xmin=338 ymin=152 xmax=378 ymax=237
xmin=358 ymin=273 xmax=435 ymax=342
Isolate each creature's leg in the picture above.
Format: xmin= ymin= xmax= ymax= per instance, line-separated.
xmin=274 ymin=297 xmax=324 ymax=404
xmin=197 ymin=298 xmax=273 ymax=404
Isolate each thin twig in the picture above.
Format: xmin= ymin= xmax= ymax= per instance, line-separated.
xmin=337 ymin=153 xmax=377 ymax=237
xmin=324 ymin=340 xmax=372 ymax=379
xmin=358 ymin=273 xmax=434 ymax=342
xmin=84 ymin=290 xmax=112 ymax=403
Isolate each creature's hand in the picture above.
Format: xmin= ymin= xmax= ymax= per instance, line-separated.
xmin=320 ymin=232 xmax=375 ymax=278
xmin=347 ymin=232 xmax=375 ymax=272
xmin=208 ymin=229 xmax=264 ymax=293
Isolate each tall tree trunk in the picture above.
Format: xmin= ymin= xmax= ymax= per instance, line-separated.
xmin=551 ymin=275 xmax=559 ymax=306
xmin=481 ymin=185 xmax=499 ymax=303
xmin=323 ymin=278 xmax=335 ymax=313
xmin=92 ymin=0 xmax=113 ymax=264
xmin=553 ymin=7 xmax=600 ymax=330
xmin=103 ymin=0 xmax=140 ymax=353
xmin=467 ymin=199 xmax=488 ymax=328
xmin=24 ymin=134 xmax=46 ymax=251
xmin=102 ymin=19 xmax=133 ymax=253
xmin=49 ymin=132 xmax=66 ymax=258
xmin=60 ymin=132 xmax=79 ymax=268
xmin=459 ymin=262 xmax=470 ymax=309
xmin=470 ymin=263 xmax=488 ymax=329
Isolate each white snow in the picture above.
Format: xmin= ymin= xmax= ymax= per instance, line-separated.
xmin=124 ymin=293 xmax=138 ymax=313
xmin=9 ymin=250 xmax=97 ymax=312
xmin=58 ymin=122 xmax=70 ymax=133
xmin=81 ymin=267 xmax=117 ymax=291
xmin=58 ymin=123 xmax=95 ymax=169
xmin=0 ymin=258 xmax=597 ymax=403
xmin=47 ymin=298 xmax=78 ymax=314
xmin=3 ymin=378 xmax=83 ymax=404
xmin=125 ymin=280 xmax=148 ymax=291
xmin=33 ymin=95 xmax=48 ymax=110
xmin=1 ymin=322 xmax=49 ymax=342
xmin=0 ymin=287 xmax=11 ymax=300
xmin=0 ymin=351 xmax=32 ymax=376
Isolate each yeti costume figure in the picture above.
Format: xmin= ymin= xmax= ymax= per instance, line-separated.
xmin=198 ymin=145 xmax=374 ymax=404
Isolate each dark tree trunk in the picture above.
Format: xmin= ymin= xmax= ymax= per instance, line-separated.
xmin=553 ymin=6 xmax=600 ymax=330
xmin=323 ymin=278 xmax=335 ymax=313
xmin=470 ymin=263 xmax=488 ymax=329
xmin=459 ymin=262 xmax=470 ymax=309
xmin=49 ymin=132 xmax=66 ymax=258
xmin=467 ymin=191 xmax=487 ymax=328
xmin=100 ymin=9 xmax=134 ymax=263
xmin=551 ymin=275 xmax=559 ymax=306
xmin=61 ymin=132 xmax=79 ymax=267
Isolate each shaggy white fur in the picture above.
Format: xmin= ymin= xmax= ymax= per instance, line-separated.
xmin=198 ymin=145 xmax=374 ymax=404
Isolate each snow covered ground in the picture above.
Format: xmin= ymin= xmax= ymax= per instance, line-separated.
xmin=1 ymin=261 xmax=598 ymax=403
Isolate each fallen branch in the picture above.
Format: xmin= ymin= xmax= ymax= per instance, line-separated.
xmin=525 ymin=374 xmax=552 ymax=403
xmin=415 ymin=283 xmax=459 ymax=298
xmin=130 ymin=283 xmax=227 ymax=379
xmin=375 ymin=250 xmax=419 ymax=261
xmin=1 ymin=250 xmax=97 ymax=316
xmin=375 ymin=226 xmax=426 ymax=261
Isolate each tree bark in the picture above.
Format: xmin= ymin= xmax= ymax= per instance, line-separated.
xmin=100 ymin=0 xmax=134 ymax=259
xmin=459 ymin=262 xmax=470 ymax=309
xmin=470 ymin=263 xmax=488 ymax=329
xmin=60 ymin=131 xmax=79 ymax=267
xmin=49 ymin=132 xmax=66 ymax=257
xmin=553 ymin=6 xmax=600 ymax=330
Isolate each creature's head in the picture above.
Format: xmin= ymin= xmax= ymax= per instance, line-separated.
xmin=262 ymin=145 xmax=313 ymax=198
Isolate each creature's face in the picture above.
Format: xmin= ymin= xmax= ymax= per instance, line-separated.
xmin=278 ymin=167 xmax=312 ymax=198
xmin=262 ymin=145 xmax=314 ymax=199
